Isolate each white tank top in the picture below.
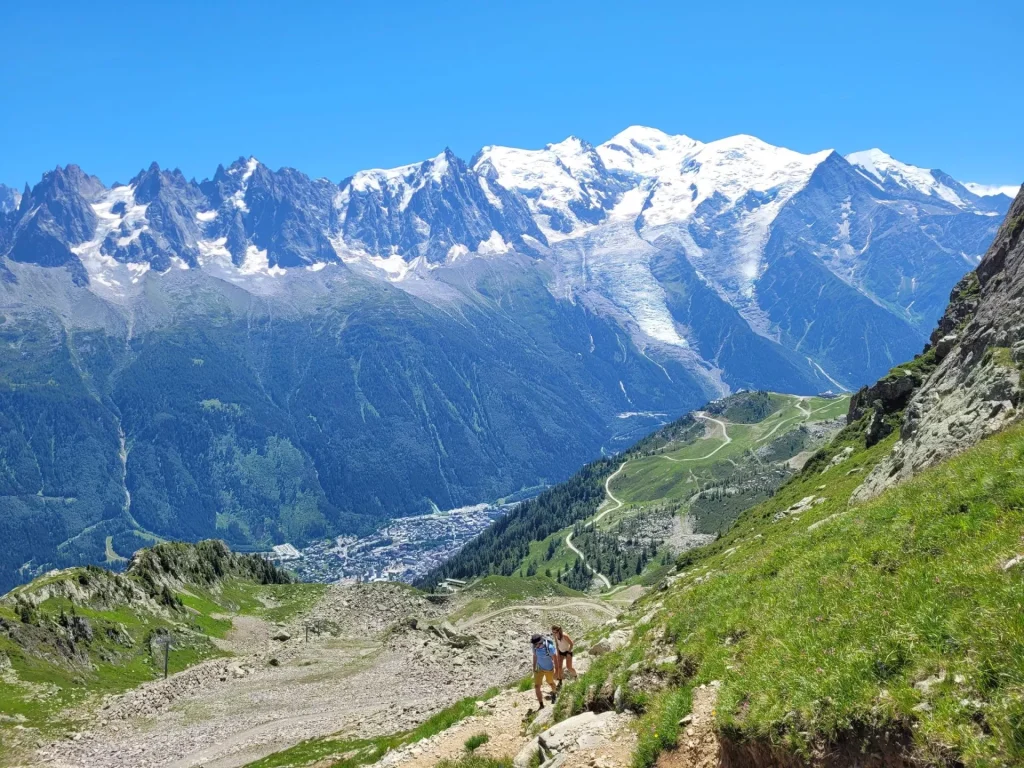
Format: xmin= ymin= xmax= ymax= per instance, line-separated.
xmin=555 ymin=634 xmax=572 ymax=652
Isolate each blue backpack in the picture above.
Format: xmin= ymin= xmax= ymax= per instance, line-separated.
xmin=535 ymin=637 xmax=556 ymax=671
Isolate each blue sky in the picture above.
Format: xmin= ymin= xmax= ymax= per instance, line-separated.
xmin=2 ymin=0 xmax=1022 ymax=189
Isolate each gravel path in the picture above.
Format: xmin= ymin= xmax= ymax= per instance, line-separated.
xmin=31 ymin=585 xmax=616 ymax=768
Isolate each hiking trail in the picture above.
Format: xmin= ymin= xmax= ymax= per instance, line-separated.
xmin=564 ymin=460 xmax=628 ymax=590
xmin=659 ymin=412 xmax=731 ymax=462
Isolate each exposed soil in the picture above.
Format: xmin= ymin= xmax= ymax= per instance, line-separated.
xmin=656 ymin=682 xmax=720 ymax=768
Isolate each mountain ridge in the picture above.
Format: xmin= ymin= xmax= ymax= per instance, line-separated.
xmin=0 ymin=127 xmax=1017 ymax=591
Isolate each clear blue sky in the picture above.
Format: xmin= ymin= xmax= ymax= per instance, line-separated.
xmin=2 ymin=0 xmax=1022 ymax=189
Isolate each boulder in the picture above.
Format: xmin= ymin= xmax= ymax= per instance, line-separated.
xmin=589 ymin=629 xmax=629 ymax=657
xmin=513 ymin=737 xmax=541 ymax=768
xmin=538 ymin=711 xmax=618 ymax=753
xmin=272 ymin=630 xmax=291 ymax=642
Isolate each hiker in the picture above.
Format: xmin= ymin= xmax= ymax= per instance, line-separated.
xmin=531 ymin=633 xmax=558 ymax=709
xmin=552 ymin=625 xmax=576 ymax=681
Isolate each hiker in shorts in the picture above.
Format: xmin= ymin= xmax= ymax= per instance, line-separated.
xmin=552 ymin=625 xmax=576 ymax=681
xmin=531 ymin=633 xmax=558 ymax=709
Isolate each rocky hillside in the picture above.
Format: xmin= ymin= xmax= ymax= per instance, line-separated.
xmin=855 ymin=187 xmax=1024 ymax=498
xmin=0 ymin=540 xmax=295 ymax=753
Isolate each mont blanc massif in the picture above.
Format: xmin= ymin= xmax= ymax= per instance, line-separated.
xmin=0 ymin=126 xmax=1016 ymax=592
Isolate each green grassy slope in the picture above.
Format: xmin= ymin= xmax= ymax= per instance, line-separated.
xmin=560 ymin=416 xmax=1024 ymax=766
xmin=614 ymin=395 xmax=847 ymax=507
xmin=493 ymin=394 xmax=848 ymax=591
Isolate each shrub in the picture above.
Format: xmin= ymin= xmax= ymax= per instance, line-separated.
xmin=464 ymin=733 xmax=490 ymax=752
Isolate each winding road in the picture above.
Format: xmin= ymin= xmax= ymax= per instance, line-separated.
xmin=455 ymin=600 xmax=618 ymax=630
xmin=659 ymin=412 xmax=732 ymax=462
xmin=564 ymin=460 xmax=629 ymax=590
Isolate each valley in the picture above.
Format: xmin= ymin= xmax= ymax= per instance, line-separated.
xmin=4 ymin=4 xmax=1024 ymax=766
xmin=0 ymin=123 xmax=1014 ymax=593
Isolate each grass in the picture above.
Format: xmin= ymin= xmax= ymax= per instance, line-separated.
xmin=512 ymin=530 xmax=578 ymax=580
xmin=0 ymin=591 xmax=227 ymax=747
xmin=612 ymin=395 xmax=848 ymax=507
xmin=464 ymin=732 xmax=490 ymax=751
xmin=603 ymin=419 xmax=1024 ymax=766
xmin=103 ymin=536 xmax=127 ymax=564
xmin=438 ymin=758 xmax=512 ymax=768
xmin=482 ymin=393 xmax=850 ymax=592
xmin=500 ymin=393 xmax=850 ymax=589
xmin=632 ymin=687 xmax=694 ymax=768
xmin=246 ymin=688 xmax=502 ymax=767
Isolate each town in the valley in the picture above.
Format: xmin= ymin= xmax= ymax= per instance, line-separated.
xmin=269 ymin=502 xmax=513 ymax=584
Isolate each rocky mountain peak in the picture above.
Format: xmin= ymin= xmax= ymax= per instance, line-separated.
xmin=0 ymin=183 xmax=21 ymax=214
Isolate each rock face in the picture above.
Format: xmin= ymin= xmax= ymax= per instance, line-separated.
xmin=855 ymin=188 xmax=1024 ymax=499
xmin=589 ymin=629 xmax=630 ymax=657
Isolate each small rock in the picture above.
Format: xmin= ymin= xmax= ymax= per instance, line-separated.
xmin=914 ymin=670 xmax=946 ymax=696
xmin=272 ymin=630 xmax=291 ymax=642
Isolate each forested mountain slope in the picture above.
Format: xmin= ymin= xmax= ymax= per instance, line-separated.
xmin=419 ymin=391 xmax=848 ymax=591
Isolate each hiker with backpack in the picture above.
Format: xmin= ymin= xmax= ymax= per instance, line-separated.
xmin=531 ymin=633 xmax=558 ymax=709
xmin=551 ymin=625 xmax=576 ymax=681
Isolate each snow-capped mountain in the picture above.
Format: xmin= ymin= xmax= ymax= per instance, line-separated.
xmin=0 ymin=183 xmax=20 ymax=214
xmin=1 ymin=127 xmax=1015 ymax=391
xmin=472 ymin=136 xmax=626 ymax=236
xmin=0 ymin=126 xmax=1018 ymax=589
xmin=336 ymin=148 xmax=544 ymax=263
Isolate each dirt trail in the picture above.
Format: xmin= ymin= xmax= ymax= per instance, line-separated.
xmin=565 ymin=460 xmax=628 ymax=590
xmin=660 ymin=413 xmax=731 ymax=462
xmin=656 ymin=683 xmax=720 ymax=768
xmin=376 ymin=678 xmax=637 ymax=768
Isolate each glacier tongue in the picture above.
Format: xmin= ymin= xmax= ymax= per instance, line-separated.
xmin=477 ymin=127 xmax=836 ymax=339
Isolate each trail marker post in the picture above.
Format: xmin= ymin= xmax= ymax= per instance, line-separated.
xmin=156 ymin=633 xmax=173 ymax=679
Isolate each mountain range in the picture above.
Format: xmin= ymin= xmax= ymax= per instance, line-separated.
xmin=0 ymin=126 xmax=1017 ymax=590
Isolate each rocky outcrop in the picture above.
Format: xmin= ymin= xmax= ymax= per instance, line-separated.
xmin=854 ymin=187 xmax=1024 ymax=499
